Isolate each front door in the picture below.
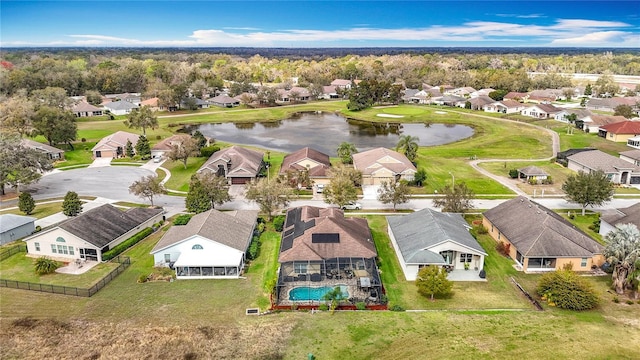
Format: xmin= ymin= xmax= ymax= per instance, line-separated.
xmin=96 ymin=151 xmax=102 ymax=158
xmin=79 ymin=248 xmax=85 ymax=259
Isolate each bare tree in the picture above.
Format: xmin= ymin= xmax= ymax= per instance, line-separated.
xmin=129 ymin=175 xmax=166 ymax=206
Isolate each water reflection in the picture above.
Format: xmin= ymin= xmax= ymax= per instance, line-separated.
xmin=182 ymin=112 xmax=474 ymax=156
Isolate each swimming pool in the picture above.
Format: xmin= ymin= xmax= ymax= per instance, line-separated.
xmin=288 ymin=285 xmax=349 ymax=301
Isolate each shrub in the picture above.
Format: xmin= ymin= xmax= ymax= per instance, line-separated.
xmin=34 ymin=225 xmax=42 ymax=233
xmin=173 ymin=214 xmax=193 ymax=225
xmin=390 ymin=304 xmax=405 ymax=312
xmin=138 ymin=274 xmax=148 ymax=283
xmin=508 ymin=169 xmax=519 ymax=178
xmin=257 ymin=222 xmax=266 ymax=233
xmin=612 ymin=296 xmax=620 ymax=303
xmin=474 ymin=225 xmax=488 ymax=235
xmin=156 ymin=135 xmax=162 ymax=140
xmin=562 ymin=262 xmax=574 ymax=271
xmin=81 ymin=138 xmax=86 ymax=143
xmin=102 ymin=228 xmax=154 ymax=261
xmin=273 ymin=215 xmax=286 ymax=232
xmin=34 ymin=257 xmax=61 ymax=275
xmin=626 ymin=300 xmax=635 ymax=305
xmin=536 ymin=270 xmax=600 ymax=310
xmin=247 ymin=235 xmax=261 ymax=260
xmin=200 ymin=145 xmax=220 ymax=158
xmin=318 ymin=304 xmax=329 ymax=311
xmin=495 ymin=242 xmax=510 ymax=257
xmin=355 ymin=302 xmax=366 ymax=310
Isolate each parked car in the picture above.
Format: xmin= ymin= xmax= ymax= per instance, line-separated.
xmin=316 ymin=184 xmax=325 ymax=193
xmin=342 ymin=202 xmax=362 ymax=210
xmin=153 ymin=156 xmax=162 ymax=163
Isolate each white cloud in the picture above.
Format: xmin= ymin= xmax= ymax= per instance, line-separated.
xmin=495 ymin=13 xmax=546 ymax=19
xmin=2 ymin=18 xmax=636 ymax=47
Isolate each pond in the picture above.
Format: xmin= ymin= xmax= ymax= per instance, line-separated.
xmin=182 ymin=112 xmax=474 ymax=156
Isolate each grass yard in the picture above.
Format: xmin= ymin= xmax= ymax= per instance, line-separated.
xmin=535 ymin=119 xmax=630 ymax=154
xmin=479 ymin=160 xmax=573 ymax=196
xmin=560 ymin=212 xmax=603 ymax=243
xmin=53 ymin=142 xmax=96 ymax=168
xmin=0 ymin=201 xmax=63 ymax=219
xmin=162 ymin=156 xmax=208 ymax=191
xmin=0 ymin=252 xmax=119 ymax=288
xmin=418 ymin=157 xmax=512 ymax=194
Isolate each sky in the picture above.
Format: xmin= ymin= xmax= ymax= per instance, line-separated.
xmin=1 ymin=1 xmax=639 ymax=48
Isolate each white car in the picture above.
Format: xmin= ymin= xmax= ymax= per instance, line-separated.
xmin=316 ymin=184 xmax=325 ymax=193
xmin=153 ymin=157 xmax=162 ymax=163
xmin=341 ymin=202 xmax=362 ymax=210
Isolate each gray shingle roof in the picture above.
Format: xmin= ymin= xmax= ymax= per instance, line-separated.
xmin=620 ymin=149 xmax=640 ymax=161
xmin=151 ymin=209 xmax=258 ymax=253
xmin=483 ymin=196 xmax=603 ymax=257
xmin=59 ymin=204 xmax=162 ymax=248
xmin=601 ymin=203 xmax=640 ymax=229
xmin=387 ymin=209 xmax=486 ymax=264
xmin=0 ymin=214 xmax=36 ymax=232
xmin=104 ymin=101 xmax=138 ymax=111
xmin=518 ymin=166 xmax=548 ymax=176
xmin=568 ymin=150 xmax=640 ymax=173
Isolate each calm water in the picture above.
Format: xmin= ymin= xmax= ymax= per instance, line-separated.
xmin=289 ymin=285 xmax=350 ymax=301
xmin=183 ymin=112 xmax=474 ymax=156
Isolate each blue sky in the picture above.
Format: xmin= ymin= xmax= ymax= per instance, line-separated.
xmin=1 ymin=1 xmax=638 ymax=47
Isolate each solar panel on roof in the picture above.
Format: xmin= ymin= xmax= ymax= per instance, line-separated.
xmin=312 ymin=233 xmax=340 ymax=243
xmin=281 ymin=234 xmax=294 ymax=251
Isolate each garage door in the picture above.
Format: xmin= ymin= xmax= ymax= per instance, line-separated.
xmin=231 ymin=177 xmax=250 ymax=185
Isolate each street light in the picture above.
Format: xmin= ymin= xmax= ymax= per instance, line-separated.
xmin=448 ymin=172 xmax=455 ymax=187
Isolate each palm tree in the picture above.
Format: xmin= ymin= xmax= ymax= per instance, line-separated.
xmin=604 ymin=224 xmax=640 ymax=295
xmin=337 ymin=142 xmax=358 ymax=164
xmin=396 ymin=135 xmax=419 ymax=162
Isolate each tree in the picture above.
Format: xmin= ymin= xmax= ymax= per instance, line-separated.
xmin=129 ymin=175 xmax=166 ymax=206
xmin=0 ymin=134 xmax=53 ymax=195
xmin=323 ymin=165 xmax=361 ymax=208
xmin=488 ymin=89 xmax=509 ymax=101
xmin=413 ymin=169 xmax=427 ymax=187
xmin=322 ymin=286 xmax=347 ymax=313
xmin=84 ymin=90 xmax=103 ymax=106
xmin=604 ymin=224 xmax=640 ymax=295
xmin=62 ymin=191 xmax=83 ymax=216
xmin=244 ymin=178 xmax=294 ymax=221
xmin=18 ymin=192 xmax=35 ymax=215
xmin=415 ymin=265 xmax=453 ymax=301
xmin=186 ymin=172 xmax=232 ymax=213
xmin=377 ymin=180 xmax=410 ymax=211
xmin=613 ymin=104 xmax=636 ymax=119
xmin=433 ymin=182 xmax=475 ymax=213
xmin=584 ymin=83 xmax=593 ymax=96
xmin=124 ymin=105 xmax=158 ymax=135
xmin=0 ymin=92 xmax=34 ymax=137
xmin=125 ymin=139 xmax=135 ymax=158
xmin=536 ymin=269 xmax=600 ymax=310
xmin=337 ymin=142 xmax=358 ymax=164
xmin=192 ymin=130 xmax=208 ymax=150
xmin=32 ymin=106 xmax=77 ymax=148
xmin=562 ymin=170 xmax=614 ymax=216
xmin=135 ymin=135 xmax=151 ymax=159
xmin=396 ymin=135 xmax=419 ymax=163
xmin=166 ymin=137 xmax=200 ymax=169
xmin=31 ymin=87 xmax=70 ymax=109
xmin=34 ymin=257 xmax=61 ymax=275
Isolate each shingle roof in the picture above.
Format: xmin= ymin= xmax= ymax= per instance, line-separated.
xmin=140 ymin=97 xmax=159 ymax=107
xmin=588 ymin=115 xmax=627 ymax=126
xmin=151 ymin=134 xmax=192 ymax=151
xmin=103 ymin=101 xmax=138 ymax=111
xmin=20 ymin=139 xmax=64 ymax=155
xmin=279 ymin=147 xmax=331 ymax=177
xmin=209 ymin=94 xmax=239 ymax=105
xmin=352 ymin=147 xmax=416 ymax=176
xmin=534 ymin=103 xmax=562 ymax=114
xmin=500 ymin=99 xmax=524 ymax=108
xmin=567 ymin=150 xmax=640 ymax=173
xmin=483 ymin=196 xmax=603 ymax=257
xmin=601 ymin=203 xmax=640 ymax=230
xmin=600 ymin=121 xmax=640 ymax=134
xmin=0 ymin=214 xmax=36 ymax=232
xmin=59 ymin=204 xmax=162 ymax=248
xmin=468 ymin=96 xmax=494 ymax=107
xmin=72 ymin=101 xmax=102 ymax=113
xmin=387 ymin=209 xmax=486 ymax=265
xmin=92 ymin=131 xmax=140 ymax=152
xmin=199 ymin=146 xmax=264 ymax=178
xmin=279 ymin=206 xmax=376 ymax=262
xmin=518 ymin=166 xmax=548 ymax=176
xmin=331 ymin=79 xmax=351 ymax=86
xmin=151 ymin=209 xmax=258 ymax=253
xmin=620 ymin=149 xmax=640 ymax=161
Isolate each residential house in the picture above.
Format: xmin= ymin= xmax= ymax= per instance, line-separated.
xmin=353 ymin=147 xmax=417 ymax=185
xmin=598 ymin=121 xmax=640 ymax=142
xmin=103 ymin=101 xmax=138 ymax=116
xmin=139 ymin=97 xmax=169 ymax=112
xmin=582 ymin=115 xmax=627 ymax=134
xmin=470 ymin=88 xmax=494 ymax=98
xmin=401 ymin=88 xmax=420 ymax=103
xmin=483 ymin=99 xmax=526 ymax=114
xmin=405 ymin=89 xmax=432 ymax=104
xmin=20 ymin=138 xmax=64 ymax=160
xmin=620 ymin=149 xmax=640 ymax=166
xmin=330 ymin=79 xmax=352 ymax=89
xmin=150 ymin=209 xmax=258 ymax=279
xmin=277 ymin=87 xmax=311 ymax=103
xmin=387 ymin=209 xmax=487 ymax=281
xmin=23 ymin=204 xmax=163 ymax=262
xmin=450 ymin=86 xmax=476 ymax=98
xmin=567 ymin=149 xmax=640 ymax=185
xmin=586 ymin=97 xmax=640 ymax=113
xmin=151 ymin=134 xmax=205 ymax=160
xmin=520 ymin=104 xmax=562 ymax=119
xmin=275 ymin=206 xmax=383 ymax=306
xmin=208 ymin=94 xmax=240 ymax=108
xmin=104 ymin=93 xmax=141 ymax=106
xmin=433 ymin=94 xmax=466 ymax=107
xmin=279 ymin=147 xmax=331 ymax=187
xmin=181 ymin=97 xmax=210 ymax=109
xmin=0 ymin=214 xmax=36 ymax=245
xmin=198 ymin=146 xmax=264 ymax=184
xmin=460 ymin=95 xmax=494 ymax=110
xmin=321 ymin=85 xmax=341 ymax=100
xmin=627 ymin=135 xmax=640 ymax=149
xmin=504 ymin=92 xmax=528 ymax=102
xmin=483 ymin=196 xmax=605 ymax=272
xmin=599 ymin=203 xmax=640 ymax=237
xmin=92 ymin=131 xmax=140 ymax=158
xmin=553 ymin=108 xmax=593 ymax=123
xmin=527 ymin=89 xmax=560 ymax=103
xmin=72 ymin=101 xmax=103 ymax=117
xmin=517 ymin=166 xmax=549 ymax=183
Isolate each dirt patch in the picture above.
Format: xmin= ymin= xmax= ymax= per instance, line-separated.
xmin=0 ymin=317 xmax=295 ymax=359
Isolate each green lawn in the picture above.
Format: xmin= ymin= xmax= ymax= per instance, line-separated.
xmin=560 ymin=212 xmax=604 ymax=243
xmin=0 ymin=201 xmax=63 ymax=219
xmin=54 ymin=142 xmax=96 ymax=168
xmin=479 ymin=160 xmax=572 ymax=196
xmin=0 ymin=252 xmax=119 ymax=288
xmin=162 ymin=156 xmax=208 ymax=191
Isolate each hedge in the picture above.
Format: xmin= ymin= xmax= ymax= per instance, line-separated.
xmin=102 ymin=228 xmax=154 ymax=261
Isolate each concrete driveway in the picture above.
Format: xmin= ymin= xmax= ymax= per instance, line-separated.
xmin=87 ymin=157 xmax=112 ymax=168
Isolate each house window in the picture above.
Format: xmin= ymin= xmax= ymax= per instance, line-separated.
xmin=491 ymin=224 xmax=494 ymax=232
xmin=51 ymin=244 xmax=57 ymax=253
xmin=35 ymin=242 xmax=40 ymax=251
xmin=459 ymin=254 xmax=473 ymax=263
xmin=581 ymin=258 xmax=588 ymax=267
xmin=294 ymin=262 xmax=308 ymax=274
xmin=69 ymin=247 xmax=74 ymax=256
xmin=609 ymin=133 xmax=614 ymax=138
xmin=498 ymin=232 xmax=501 ymax=240
xmin=192 ymin=244 xmax=203 ymax=250
xmin=164 ymin=254 xmax=171 ymax=263
xmin=56 ymin=237 xmax=65 ymax=242
xmin=58 ymin=245 xmax=66 ymax=254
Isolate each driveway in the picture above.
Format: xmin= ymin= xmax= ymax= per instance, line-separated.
xmin=88 ymin=157 xmax=112 ymax=168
